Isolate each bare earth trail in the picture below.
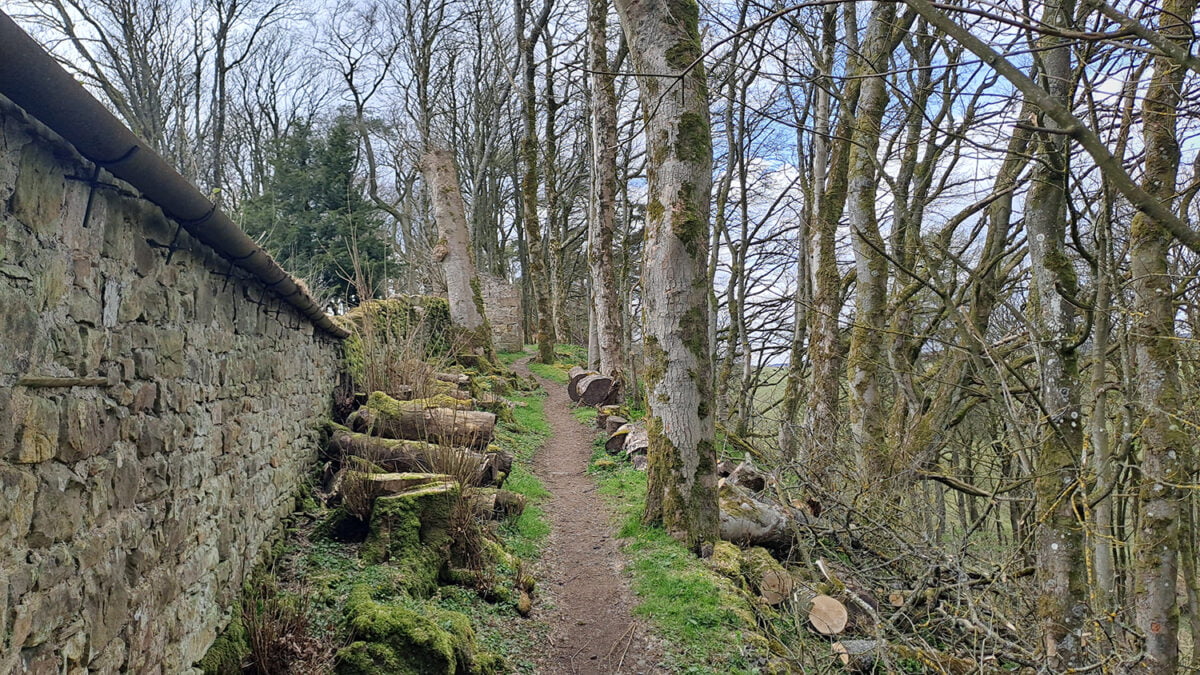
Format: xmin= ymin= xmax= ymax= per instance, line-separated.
xmin=514 ymin=357 xmax=666 ymax=674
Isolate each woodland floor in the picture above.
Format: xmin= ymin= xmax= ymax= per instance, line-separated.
xmin=515 ymin=357 xmax=666 ymax=674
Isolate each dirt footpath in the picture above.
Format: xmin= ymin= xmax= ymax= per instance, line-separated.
xmin=515 ymin=357 xmax=665 ymax=674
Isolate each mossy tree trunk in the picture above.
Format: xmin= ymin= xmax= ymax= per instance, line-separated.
xmin=587 ymin=0 xmax=626 ymax=387
xmin=1130 ymin=0 xmax=1196 ymax=669
xmin=517 ymin=0 xmax=556 ymax=364
xmin=844 ymin=2 xmax=898 ymax=480
xmin=420 ymin=147 xmax=493 ymax=355
xmin=613 ymin=0 xmax=718 ymax=552
xmin=1024 ymin=1 xmax=1088 ymax=666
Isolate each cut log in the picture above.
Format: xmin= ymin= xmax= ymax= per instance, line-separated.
xmin=605 ymin=424 xmax=634 ymax=454
xmin=623 ymin=426 xmax=649 ymax=455
xmin=741 ymin=547 xmax=794 ymax=605
xmin=832 ymin=639 xmax=884 ymax=670
xmin=329 ymin=425 xmax=510 ymax=486
xmin=596 ymin=404 xmax=621 ymax=429
xmin=577 ymin=374 xmax=618 ymax=406
xmin=436 ymin=372 xmax=471 ymax=386
xmin=350 ymin=392 xmax=496 ymax=449
xmin=604 ymin=416 xmax=629 ymax=435
xmin=808 ymin=594 xmax=848 ymax=635
xmin=567 ymin=369 xmax=599 ymax=401
xmin=718 ymin=481 xmax=802 ymax=549
xmin=467 ymin=488 xmax=527 ymax=520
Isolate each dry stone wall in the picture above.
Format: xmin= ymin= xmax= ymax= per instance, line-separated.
xmin=0 ymin=97 xmax=340 ymax=673
xmin=480 ymin=273 xmax=522 ymax=352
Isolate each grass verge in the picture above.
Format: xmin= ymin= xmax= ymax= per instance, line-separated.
xmin=586 ymin=437 xmax=771 ymax=673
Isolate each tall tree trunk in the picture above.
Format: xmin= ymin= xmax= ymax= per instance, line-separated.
xmin=587 ymin=0 xmax=625 ymax=385
xmin=780 ymin=7 xmax=833 ymax=459
xmin=1025 ymin=2 xmax=1088 ymax=665
xmin=613 ymin=0 xmax=718 ymax=552
xmin=420 ymin=147 xmax=492 ymax=353
xmin=517 ymin=0 xmax=556 ymax=364
xmin=845 ymin=2 xmax=896 ymax=480
xmin=1130 ymin=0 xmax=1196 ymax=669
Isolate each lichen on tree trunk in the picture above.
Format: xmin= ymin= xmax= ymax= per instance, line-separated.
xmin=613 ymin=0 xmax=718 ymax=552
xmin=1129 ymin=0 xmax=1195 ymax=669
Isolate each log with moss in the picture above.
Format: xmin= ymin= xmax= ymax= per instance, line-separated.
xmin=349 ymin=391 xmax=496 ymax=449
xmin=740 ymin=546 xmax=794 ymax=605
xmin=719 ymin=481 xmax=803 ymax=549
xmin=329 ymin=425 xmax=510 ymax=486
xmin=467 ymin=488 xmax=527 ymax=520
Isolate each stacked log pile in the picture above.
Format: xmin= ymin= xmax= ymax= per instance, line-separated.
xmin=324 ymin=372 xmax=524 ymax=524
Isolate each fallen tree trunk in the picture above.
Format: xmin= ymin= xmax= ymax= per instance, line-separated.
xmin=567 ymin=369 xmax=598 ymax=401
xmin=330 ymin=426 xmax=509 ymax=486
xmin=596 ymin=404 xmax=621 ymax=429
xmin=436 ymin=372 xmax=471 ymax=387
xmin=577 ymin=373 xmax=618 ymax=406
xmin=623 ymin=426 xmax=648 ymax=455
xmin=808 ymin=594 xmax=849 ymax=635
xmin=719 ymin=481 xmax=802 ymax=549
xmin=349 ymin=392 xmax=496 ymax=449
xmin=605 ymin=424 xmax=634 ymax=454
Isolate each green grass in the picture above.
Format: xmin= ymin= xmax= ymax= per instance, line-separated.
xmin=494 ymin=391 xmax=552 ymax=561
xmin=586 ymin=438 xmax=768 ymax=673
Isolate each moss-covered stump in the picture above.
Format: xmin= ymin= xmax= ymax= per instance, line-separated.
xmin=336 ymin=586 xmax=507 ymax=675
xmin=362 ymin=482 xmax=460 ymax=596
xmin=350 ymin=392 xmax=497 ymax=449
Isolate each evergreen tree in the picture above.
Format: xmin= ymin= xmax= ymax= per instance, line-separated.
xmin=241 ymin=115 xmax=391 ymax=308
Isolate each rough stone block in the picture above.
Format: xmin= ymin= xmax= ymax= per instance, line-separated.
xmin=16 ymin=396 xmax=59 ymax=464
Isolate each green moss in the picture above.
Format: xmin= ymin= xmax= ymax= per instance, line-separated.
xmin=361 ymin=483 xmax=460 ymax=597
xmin=337 ymin=586 xmax=479 ymax=674
xmin=196 ymin=611 xmax=249 ymax=674
xmin=671 ymin=182 xmax=708 ymax=257
xmin=674 ymin=112 xmax=710 ymax=163
xmin=647 ymin=199 xmax=665 ymax=223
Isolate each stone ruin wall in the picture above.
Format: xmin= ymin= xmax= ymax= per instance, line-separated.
xmin=0 ymin=97 xmax=341 ymax=673
xmin=480 ymin=273 xmax=522 ymax=353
